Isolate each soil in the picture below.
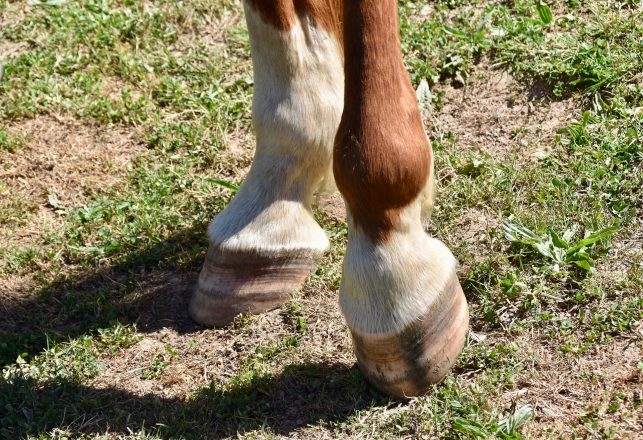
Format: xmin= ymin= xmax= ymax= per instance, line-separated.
xmin=0 ymin=116 xmax=146 ymax=323
xmin=174 ymin=5 xmax=244 ymax=54
xmin=92 ymin=268 xmax=353 ymax=404
xmin=1 ymin=115 xmax=145 ymax=243
xmin=315 ymin=192 xmax=346 ymax=221
xmin=516 ymin=337 xmax=643 ymax=439
xmin=1 ymin=53 xmax=639 ymax=438
xmin=433 ymin=63 xmax=579 ymax=162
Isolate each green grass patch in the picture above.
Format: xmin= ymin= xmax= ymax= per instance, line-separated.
xmin=0 ymin=0 xmax=641 ymax=438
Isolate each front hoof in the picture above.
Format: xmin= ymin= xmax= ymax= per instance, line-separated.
xmin=189 ymin=245 xmax=322 ymax=327
xmin=350 ymin=282 xmax=469 ymax=400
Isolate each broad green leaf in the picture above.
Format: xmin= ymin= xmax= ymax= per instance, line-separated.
xmin=568 ymin=250 xmax=592 ymax=261
xmin=550 ymin=230 xmax=569 ymax=249
xmin=566 ymin=226 xmax=619 ymax=255
xmin=453 ymin=417 xmax=490 ymax=437
xmin=573 ymin=259 xmax=592 ymax=271
xmin=535 ymin=242 xmax=557 ymax=260
xmin=536 ymin=3 xmax=553 ymax=24
xmin=502 ymin=220 xmax=541 ymax=244
xmin=497 ymin=404 xmax=534 ymax=434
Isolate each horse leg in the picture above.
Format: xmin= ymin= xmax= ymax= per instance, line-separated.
xmin=334 ymin=0 xmax=469 ymax=399
xmin=190 ymin=1 xmax=344 ymax=327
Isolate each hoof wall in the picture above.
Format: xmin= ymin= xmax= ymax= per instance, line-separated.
xmin=189 ymin=245 xmax=321 ymax=327
xmin=350 ymin=281 xmax=469 ymax=400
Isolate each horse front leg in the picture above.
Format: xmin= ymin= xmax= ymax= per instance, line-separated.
xmin=334 ymin=0 xmax=469 ymax=399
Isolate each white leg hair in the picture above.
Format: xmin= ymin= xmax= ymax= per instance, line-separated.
xmin=339 ymin=197 xmax=468 ymax=398
xmin=190 ymin=3 xmax=344 ymax=326
xmin=208 ymin=3 xmax=344 ymax=257
xmin=339 ymin=199 xmax=458 ymax=335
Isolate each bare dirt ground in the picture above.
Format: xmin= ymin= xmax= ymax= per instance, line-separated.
xmin=433 ymin=62 xmax=579 ymax=162
xmin=1 ymin=116 xmax=144 ymax=237
xmin=520 ymin=337 xmax=642 ymax=439
xmin=1 ymin=116 xmax=145 ymax=313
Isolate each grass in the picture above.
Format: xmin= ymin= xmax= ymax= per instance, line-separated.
xmin=1 ymin=0 xmax=641 ymax=438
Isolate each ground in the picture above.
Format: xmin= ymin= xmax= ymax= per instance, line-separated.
xmin=0 ymin=0 xmax=641 ymax=439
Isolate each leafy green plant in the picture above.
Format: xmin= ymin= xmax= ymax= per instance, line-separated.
xmin=453 ymin=404 xmax=533 ymax=439
xmin=0 ymin=129 xmax=25 ymax=153
xmin=2 ymin=323 xmax=140 ymax=383
xmin=535 ymin=2 xmax=553 ymax=25
xmin=1 ymin=0 xmax=641 ymax=437
xmin=141 ymin=345 xmax=177 ymax=380
xmin=499 ymin=272 xmax=526 ymax=299
xmin=502 ymin=218 xmax=619 ymax=272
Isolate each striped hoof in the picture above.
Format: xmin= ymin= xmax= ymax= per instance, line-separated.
xmin=339 ymin=230 xmax=469 ymax=400
xmin=189 ymin=244 xmax=322 ymax=327
xmin=349 ymin=281 xmax=469 ymax=399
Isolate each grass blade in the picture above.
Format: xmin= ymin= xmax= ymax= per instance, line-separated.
xmin=208 ymin=178 xmax=239 ymax=193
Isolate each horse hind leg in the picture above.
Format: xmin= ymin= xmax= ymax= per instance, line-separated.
xmin=190 ymin=1 xmax=344 ymax=327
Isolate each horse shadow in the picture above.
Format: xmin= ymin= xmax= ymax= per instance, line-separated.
xmin=1 ymin=218 xmax=396 ymax=437
xmin=0 ymin=361 xmax=389 ymax=438
xmin=0 ymin=224 xmax=210 ymax=367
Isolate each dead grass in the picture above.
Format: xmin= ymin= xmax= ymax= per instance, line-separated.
xmin=91 ymin=250 xmax=352 ymax=402
xmin=0 ymin=115 xmax=145 ymax=243
xmin=175 ymin=4 xmax=243 ymax=53
xmin=0 ymin=116 xmax=146 ymax=336
xmin=433 ymin=62 xmax=579 ymax=162
xmin=1 ymin=0 xmax=641 ymax=438
xmin=4 ymin=60 xmax=636 ymax=440
xmin=519 ymin=337 xmax=642 ymax=439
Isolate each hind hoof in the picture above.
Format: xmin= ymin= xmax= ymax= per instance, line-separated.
xmin=189 ymin=244 xmax=322 ymax=327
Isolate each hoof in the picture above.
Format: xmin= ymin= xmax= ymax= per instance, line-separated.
xmin=189 ymin=244 xmax=322 ymax=327
xmin=349 ymin=276 xmax=469 ymax=400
